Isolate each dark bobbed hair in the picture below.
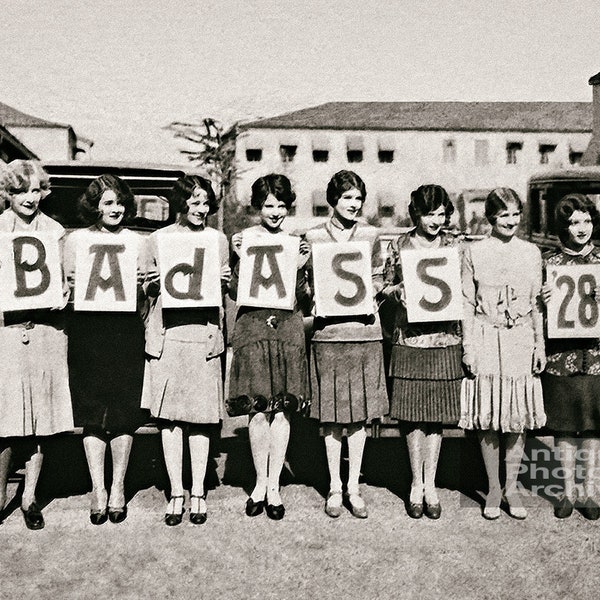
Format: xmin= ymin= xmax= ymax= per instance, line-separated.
xmin=485 ymin=187 xmax=523 ymax=224
xmin=555 ymin=193 xmax=599 ymax=244
xmin=326 ymin=170 xmax=367 ymax=207
xmin=171 ymin=175 xmax=218 ymax=215
xmin=408 ymin=184 xmax=454 ymax=225
xmin=78 ymin=174 xmax=136 ymax=225
xmin=250 ymin=174 xmax=295 ymax=210
xmin=0 ymin=160 xmax=50 ymax=206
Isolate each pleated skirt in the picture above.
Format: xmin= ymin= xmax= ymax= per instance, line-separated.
xmin=542 ymin=373 xmax=600 ymax=434
xmin=389 ymin=344 xmax=462 ymax=424
xmin=0 ymin=323 xmax=73 ymax=437
xmin=459 ymin=321 xmax=546 ymax=433
xmin=309 ymin=341 xmax=389 ymax=424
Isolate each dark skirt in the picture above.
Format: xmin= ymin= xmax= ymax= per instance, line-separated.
xmin=310 ymin=340 xmax=389 ymax=424
xmin=67 ymin=312 xmax=147 ymax=434
xmin=228 ymin=309 xmax=309 ymax=413
xmin=389 ymin=344 xmax=462 ymax=424
xmin=541 ymin=373 xmax=600 ymax=433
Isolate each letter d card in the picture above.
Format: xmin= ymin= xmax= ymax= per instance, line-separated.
xmin=237 ymin=232 xmax=299 ymax=310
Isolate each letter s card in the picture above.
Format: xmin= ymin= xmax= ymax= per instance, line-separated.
xmin=400 ymin=247 xmax=462 ymax=323
xmin=237 ymin=232 xmax=299 ymax=309
xmin=0 ymin=232 xmax=63 ymax=311
xmin=312 ymin=241 xmax=374 ymax=317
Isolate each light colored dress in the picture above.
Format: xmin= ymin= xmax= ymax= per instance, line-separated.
xmin=459 ymin=235 xmax=546 ymax=433
xmin=0 ymin=209 xmax=74 ymax=437
xmin=141 ymin=221 xmax=227 ymax=424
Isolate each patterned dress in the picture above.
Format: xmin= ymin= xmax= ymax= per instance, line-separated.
xmin=542 ymin=245 xmax=600 ymax=433
xmin=459 ymin=236 xmax=546 ymax=433
xmin=381 ymin=231 xmax=462 ymax=423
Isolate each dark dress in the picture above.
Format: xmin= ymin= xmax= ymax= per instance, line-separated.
xmin=542 ymin=246 xmax=600 ymax=434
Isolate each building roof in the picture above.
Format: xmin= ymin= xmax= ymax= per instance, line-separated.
xmin=0 ymin=124 xmax=38 ymax=159
xmin=589 ymin=72 xmax=600 ymax=86
xmin=0 ymin=101 xmax=69 ymax=129
xmin=245 ymin=102 xmax=592 ymax=133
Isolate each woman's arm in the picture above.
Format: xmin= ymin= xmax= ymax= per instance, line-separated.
xmin=531 ymin=247 xmax=546 ymax=374
xmin=461 ymin=244 xmax=477 ymax=375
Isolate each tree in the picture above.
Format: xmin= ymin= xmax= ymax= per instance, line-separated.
xmin=163 ymin=118 xmax=252 ymax=236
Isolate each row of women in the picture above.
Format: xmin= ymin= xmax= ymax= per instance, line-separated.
xmin=0 ymin=159 xmax=598 ymax=530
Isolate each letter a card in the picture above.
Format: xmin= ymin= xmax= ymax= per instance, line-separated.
xmin=157 ymin=230 xmax=221 ymax=308
xmin=237 ymin=232 xmax=299 ymax=309
xmin=400 ymin=247 xmax=462 ymax=323
xmin=74 ymin=232 xmax=139 ymax=312
xmin=312 ymin=241 xmax=373 ymax=317
xmin=0 ymin=231 xmax=63 ymax=311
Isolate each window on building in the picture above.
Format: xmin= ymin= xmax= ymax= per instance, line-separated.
xmin=346 ymin=135 xmax=364 ymax=163
xmin=312 ymin=190 xmax=329 ymax=217
xmin=474 ymin=140 xmax=489 ymax=166
xmin=539 ymin=143 xmax=557 ymax=165
xmin=312 ymin=150 xmax=329 ymax=162
xmin=569 ymin=151 xmax=584 ymax=165
xmin=377 ymin=192 xmax=395 ymax=218
xmin=443 ymin=139 xmax=456 ymax=163
xmin=347 ymin=150 xmax=363 ymax=163
xmin=279 ymin=145 xmax=297 ymax=162
xmin=378 ymin=150 xmax=394 ymax=163
xmin=506 ymin=142 xmax=523 ymax=164
xmin=246 ymin=148 xmax=262 ymax=162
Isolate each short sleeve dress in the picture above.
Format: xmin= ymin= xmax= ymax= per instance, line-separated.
xmin=541 ymin=245 xmax=600 ymax=433
xmin=305 ymin=221 xmax=389 ymax=425
xmin=141 ymin=222 xmax=227 ymax=425
xmin=459 ymin=236 xmax=546 ymax=432
xmin=0 ymin=209 xmax=74 ymax=437
xmin=227 ymin=225 xmax=310 ymax=416
xmin=382 ymin=231 xmax=463 ymax=423
xmin=64 ymin=225 xmax=148 ymax=435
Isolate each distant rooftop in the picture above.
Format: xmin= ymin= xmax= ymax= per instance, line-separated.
xmin=0 ymin=101 xmax=69 ymax=129
xmin=245 ymin=102 xmax=592 ymax=133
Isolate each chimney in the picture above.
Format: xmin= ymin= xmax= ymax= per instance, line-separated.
xmin=581 ymin=71 xmax=600 ymax=166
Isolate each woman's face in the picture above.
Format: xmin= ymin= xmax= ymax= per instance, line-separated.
xmin=98 ymin=189 xmax=125 ymax=229
xmin=492 ymin=201 xmax=521 ymax=239
xmin=566 ymin=209 xmax=593 ymax=249
xmin=334 ymin=187 xmax=364 ymax=222
xmin=260 ymin=194 xmax=287 ymax=231
xmin=10 ymin=175 xmax=42 ymax=220
xmin=416 ymin=205 xmax=446 ymax=239
xmin=184 ymin=187 xmax=210 ymax=227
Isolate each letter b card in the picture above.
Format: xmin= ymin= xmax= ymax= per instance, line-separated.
xmin=400 ymin=247 xmax=462 ymax=323
xmin=237 ymin=232 xmax=299 ymax=310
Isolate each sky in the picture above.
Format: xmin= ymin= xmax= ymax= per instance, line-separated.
xmin=2 ymin=0 xmax=599 ymax=164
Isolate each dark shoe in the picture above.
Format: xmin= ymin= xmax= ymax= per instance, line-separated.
xmin=580 ymin=497 xmax=600 ymax=521
xmin=108 ymin=507 xmax=128 ymax=524
xmin=266 ymin=504 xmax=285 ymax=520
xmin=554 ymin=496 xmax=574 ymax=519
xmin=190 ymin=495 xmax=207 ymax=525
xmin=245 ymin=497 xmax=265 ymax=517
xmin=22 ymin=502 xmax=45 ymax=530
xmin=406 ymin=501 xmax=424 ymax=519
xmin=90 ymin=508 xmax=108 ymax=526
xmin=424 ymin=501 xmax=442 ymax=520
xmin=164 ymin=495 xmax=185 ymax=526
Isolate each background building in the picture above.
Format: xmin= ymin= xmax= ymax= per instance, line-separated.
xmin=237 ymin=102 xmax=591 ymax=232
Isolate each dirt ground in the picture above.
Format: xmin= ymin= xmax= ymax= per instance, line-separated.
xmin=1 ymin=430 xmax=599 ymax=600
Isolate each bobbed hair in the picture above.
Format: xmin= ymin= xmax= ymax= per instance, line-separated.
xmin=555 ymin=193 xmax=599 ymax=245
xmin=408 ymin=184 xmax=454 ymax=225
xmin=250 ymin=174 xmax=295 ymax=210
xmin=485 ymin=187 xmax=523 ymax=224
xmin=0 ymin=160 xmax=50 ymax=207
xmin=170 ymin=175 xmax=218 ymax=215
xmin=326 ymin=170 xmax=367 ymax=207
xmin=78 ymin=174 xmax=136 ymax=225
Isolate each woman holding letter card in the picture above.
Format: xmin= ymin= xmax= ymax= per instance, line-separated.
xmin=0 ymin=160 xmax=73 ymax=530
xmin=460 ymin=188 xmax=546 ymax=520
xmin=541 ymin=194 xmax=600 ymax=520
xmin=64 ymin=174 xmax=147 ymax=525
xmin=142 ymin=175 xmax=230 ymax=526
xmin=306 ymin=170 xmax=388 ymax=519
xmin=380 ymin=184 xmax=462 ymax=519
xmin=228 ymin=174 xmax=310 ymax=520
